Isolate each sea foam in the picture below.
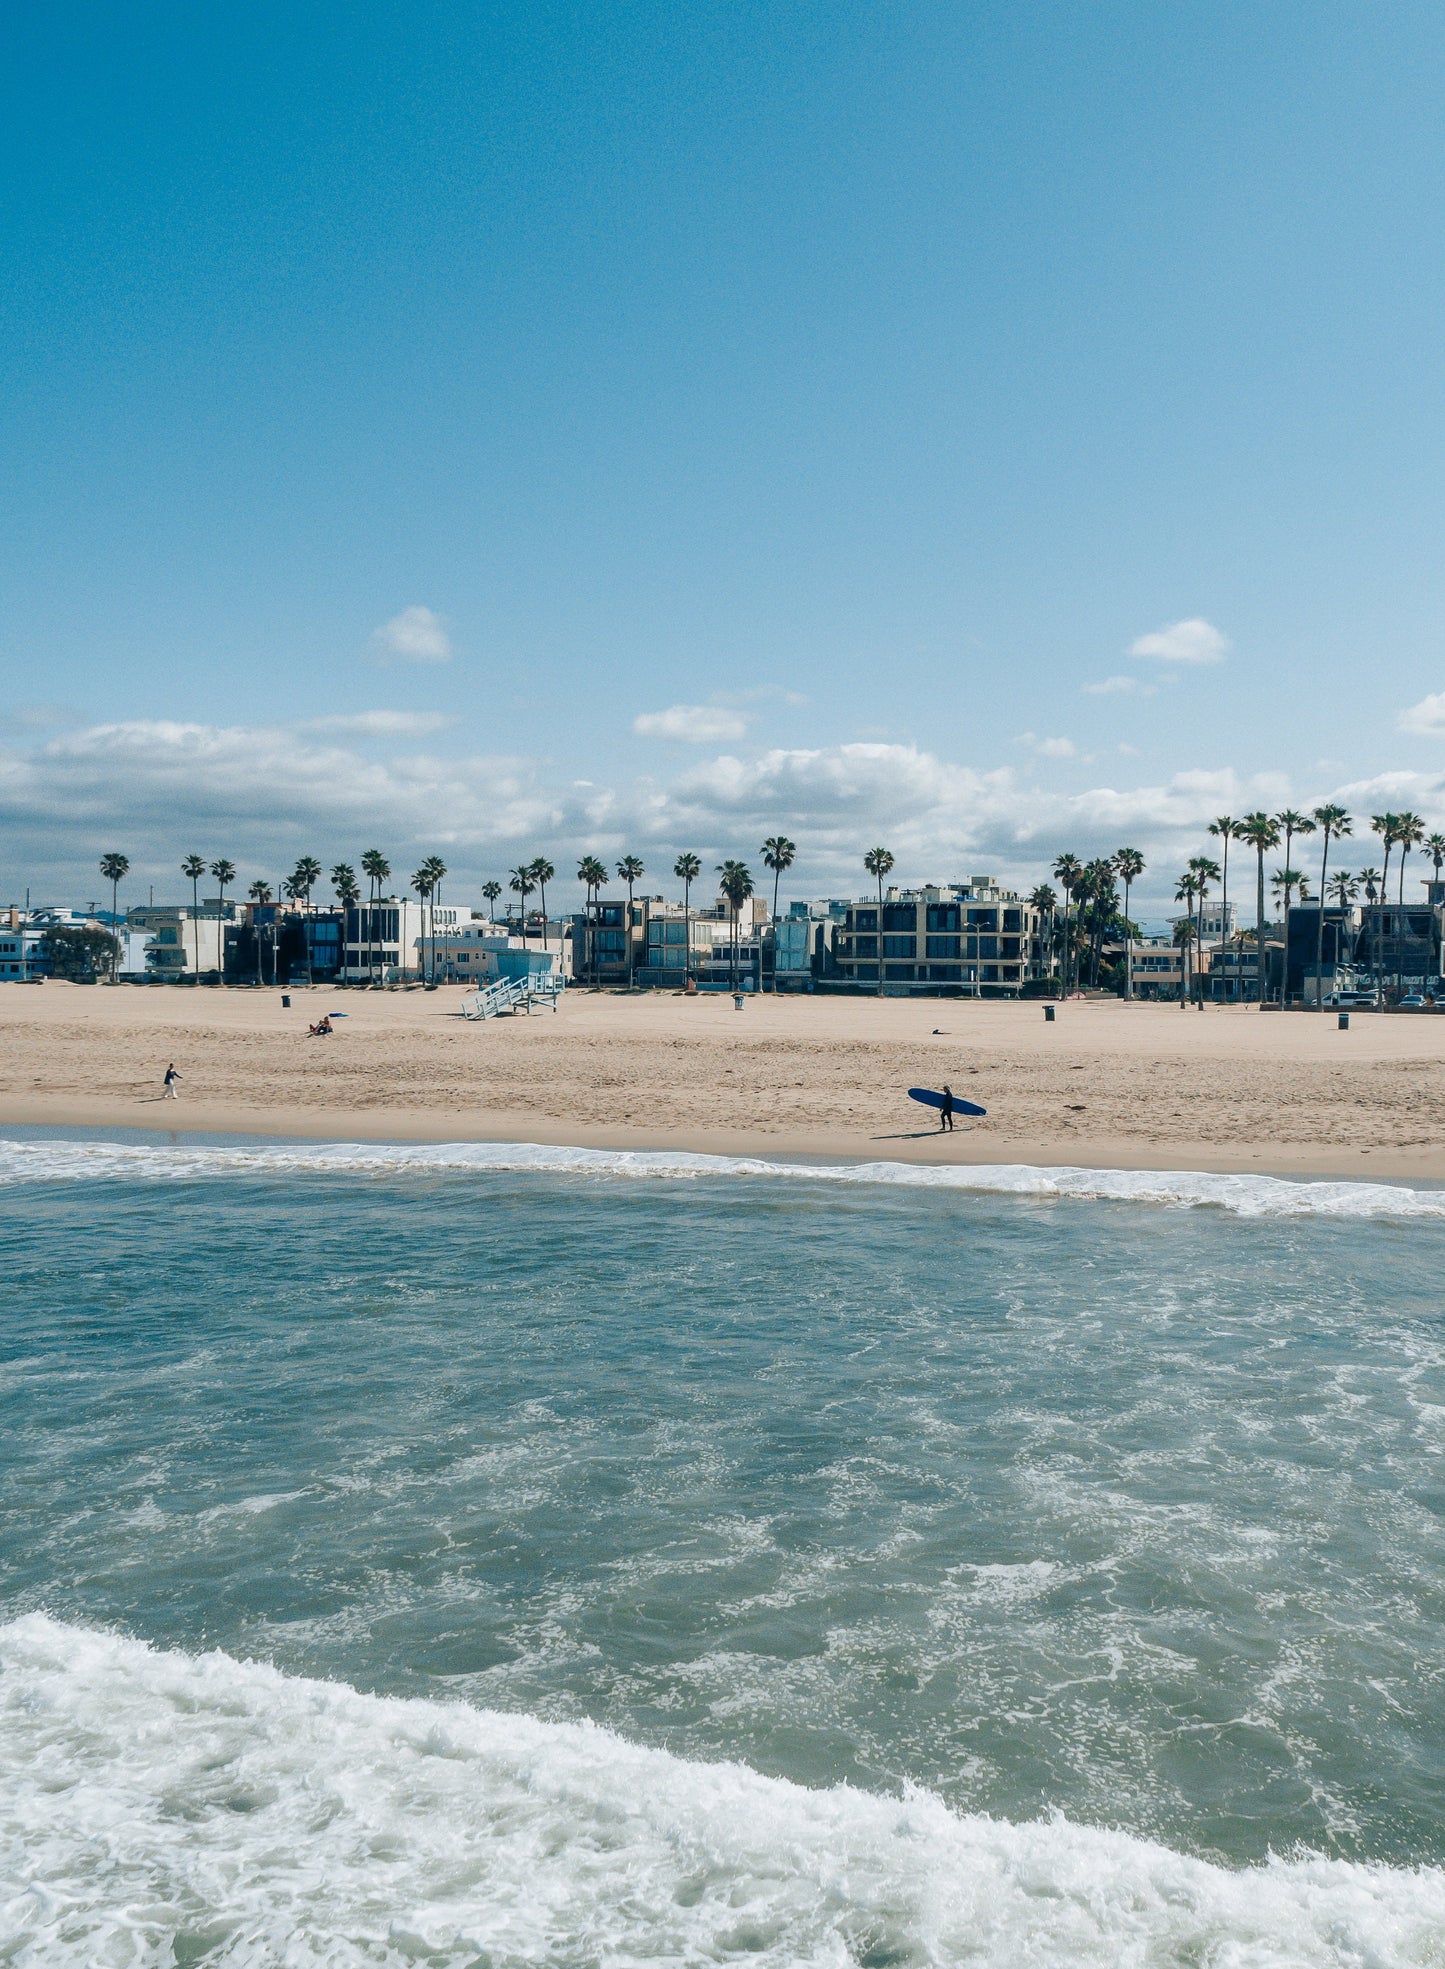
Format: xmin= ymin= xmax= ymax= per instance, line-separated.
xmin=1 ymin=1133 xmax=1443 ymax=1217
xmin=3 ymin=1615 xmax=1441 ymax=1968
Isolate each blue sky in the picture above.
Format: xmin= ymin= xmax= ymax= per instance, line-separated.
xmin=7 ymin=1 xmax=1445 ymax=917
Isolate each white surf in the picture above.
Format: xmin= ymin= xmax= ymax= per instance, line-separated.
xmin=3 ymin=1615 xmax=1442 ymax=1967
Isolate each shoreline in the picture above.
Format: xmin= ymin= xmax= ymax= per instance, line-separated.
xmin=3 ymin=1093 xmax=1443 ymax=1182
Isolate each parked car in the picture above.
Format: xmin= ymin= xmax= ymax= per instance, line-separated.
xmin=1398 ymin=994 xmax=1429 ymax=1009
xmin=1331 ymin=989 xmax=1380 ymax=1008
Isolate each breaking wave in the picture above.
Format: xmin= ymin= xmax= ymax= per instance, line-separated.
xmin=1 ymin=1133 xmax=1443 ymax=1217
xmin=4 ymin=1615 xmax=1442 ymax=1967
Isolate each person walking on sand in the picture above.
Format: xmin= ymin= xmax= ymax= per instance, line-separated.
xmin=163 ymin=1062 xmax=181 ymax=1101
xmin=938 ymin=1084 xmax=955 ymax=1133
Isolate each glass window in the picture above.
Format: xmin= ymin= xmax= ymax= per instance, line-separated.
xmin=882 ymin=905 xmax=915 ymax=933
xmin=968 ymin=909 xmax=997 ymax=930
xmin=853 ymin=935 xmax=878 ymax=957
xmin=884 ymin=963 xmax=915 ymax=981
xmin=853 ymin=909 xmax=878 ymax=931
xmin=882 ymin=935 xmax=916 ymax=959
xmin=926 ymin=935 xmax=960 ymax=959
xmin=926 ymin=905 xmax=961 ymax=933
xmin=1003 ymin=909 xmax=1021 ymax=932
xmin=929 ymin=964 xmax=962 ymax=981
xmin=978 ymin=936 xmax=998 ymax=960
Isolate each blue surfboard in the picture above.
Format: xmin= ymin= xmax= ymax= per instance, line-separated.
xmin=909 ymin=1086 xmax=986 ymax=1118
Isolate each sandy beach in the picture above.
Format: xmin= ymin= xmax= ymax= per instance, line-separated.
xmin=3 ymin=979 xmax=1445 ymax=1178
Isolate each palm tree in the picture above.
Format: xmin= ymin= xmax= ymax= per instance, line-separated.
xmin=716 ymin=859 xmax=755 ymax=992
xmin=209 ymin=859 xmax=236 ymax=982
xmin=331 ymin=863 xmax=359 ymax=980
xmin=1051 ymin=854 xmax=1082 ymax=997
xmin=1370 ymin=814 xmax=1397 ymax=993
xmin=248 ymin=879 xmax=273 ymax=984
xmin=1236 ymin=813 xmax=1280 ymax=1005
xmin=411 ymin=866 xmax=435 ymax=980
xmin=509 ymin=864 xmax=535 ymax=944
xmin=1328 ymin=870 xmax=1358 ymax=914
xmin=1027 ymin=884 xmax=1058 ymax=987
xmin=1273 ymin=811 xmax=1314 ymax=1002
xmin=576 ymin=856 xmax=608 ymax=985
xmin=1187 ymin=856 xmax=1221 ymax=1003
xmin=290 ymin=856 xmax=322 ymax=985
xmin=99 ymin=854 xmax=130 ymax=979
xmin=674 ymin=852 xmax=702 ymax=985
xmin=360 ymin=849 xmax=390 ymax=986
xmin=616 ymin=856 xmax=645 ymax=987
xmin=1309 ymin=805 xmax=1352 ymax=1009
xmin=528 ymin=858 xmax=555 ymax=949
xmin=1207 ymin=818 xmax=1237 ymax=958
xmin=1427 ymin=833 xmax=1445 ymax=891
xmin=760 ymin=836 xmax=796 ymax=992
xmin=1174 ymin=874 xmax=1201 ymax=1006
xmin=1113 ymin=850 xmax=1145 ymax=1000
xmin=421 ymin=854 xmax=448 ymax=981
xmin=863 ymin=847 xmax=895 ymax=997
xmin=482 ymin=879 xmax=503 ymax=924
xmin=1393 ymin=810 xmax=1425 ymax=997
xmin=181 ymin=855 xmax=206 ymax=979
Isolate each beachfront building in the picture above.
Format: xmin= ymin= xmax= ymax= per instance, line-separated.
xmin=1283 ymin=904 xmax=1365 ymax=1003
xmin=1352 ymin=900 xmax=1443 ymax=998
xmin=128 ymin=902 xmax=237 ymax=979
xmin=430 ymin=922 xmax=572 ymax=983
xmin=829 ymin=878 xmax=1045 ymax=996
xmin=579 ymin=893 xmax=769 ymax=989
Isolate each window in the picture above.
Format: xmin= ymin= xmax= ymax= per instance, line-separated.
xmin=596 ymin=930 xmax=626 ymax=958
xmin=853 ymin=909 xmax=877 ymax=931
xmin=926 ymin=935 xmax=960 ymax=959
xmin=929 ymin=963 xmax=962 ymax=982
xmin=1003 ymin=909 xmax=1022 ymax=932
xmin=882 ymin=935 xmax=916 ymax=959
xmin=967 ymin=909 xmax=997 ymax=930
xmin=882 ymin=905 xmax=915 ymax=933
xmin=978 ymin=936 xmax=998 ymax=960
xmin=853 ymin=935 xmax=878 ymax=957
xmin=884 ymin=963 xmax=916 ymax=981
xmin=1001 ymin=938 xmax=1019 ymax=960
xmin=926 ymin=905 xmax=961 ymax=933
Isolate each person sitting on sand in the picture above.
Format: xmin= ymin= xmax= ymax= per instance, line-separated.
xmin=938 ymin=1084 xmax=955 ymax=1132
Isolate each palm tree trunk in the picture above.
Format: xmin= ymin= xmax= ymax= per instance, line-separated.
xmin=683 ymin=879 xmax=691 ymax=987
xmin=1256 ymin=848 xmax=1266 ymax=1006
xmin=1314 ymin=828 xmax=1330 ymax=1010
xmin=1122 ymin=880 xmax=1132 ymax=999
xmin=1397 ymin=851 xmax=1409 ymax=999
xmin=191 ymin=874 xmax=200 ymax=979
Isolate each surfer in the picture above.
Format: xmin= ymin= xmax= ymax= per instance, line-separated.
xmin=938 ymin=1084 xmax=955 ymax=1132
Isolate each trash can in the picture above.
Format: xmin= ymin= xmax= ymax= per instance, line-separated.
xmin=281 ymin=994 xmax=291 ymax=1008
xmin=1044 ymin=1004 xmax=1056 ymax=1022
xmin=1338 ymin=1010 xmax=1349 ymax=1030
xmin=733 ymin=994 xmax=745 ymax=1011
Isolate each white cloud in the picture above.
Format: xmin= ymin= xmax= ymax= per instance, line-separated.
xmin=1399 ymin=692 xmax=1445 ymax=736
xmin=371 ymin=606 xmax=452 ymax=664
xmin=633 ymin=704 xmax=750 ymax=743
xmin=5 ymin=715 xmax=1441 ymax=924
xmin=1082 ymin=674 xmax=1153 ymax=697
xmin=303 ymin=710 xmax=457 ymax=738
xmin=1017 ymin=732 xmax=1078 ymax=758
xmin=1128 ymin=617 xmax=1230 ymax=664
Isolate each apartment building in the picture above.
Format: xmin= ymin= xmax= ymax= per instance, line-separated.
xmin=830 ymin=878 xmax=1045 ymax=995
xmin=128 ymin=903 xmax=236 ymax=978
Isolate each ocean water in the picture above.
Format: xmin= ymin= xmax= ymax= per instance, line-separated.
xmin=3 ymin=1133 xmax=1445 ymax=1965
